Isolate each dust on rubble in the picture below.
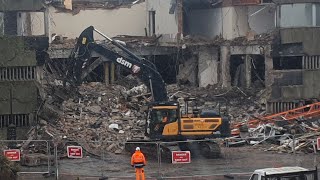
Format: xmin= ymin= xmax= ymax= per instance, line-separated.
xmin=42 ymin=82 xmax=148 ymax=156
xmin=22 ymin=68 xmax=320 ymax=159
xmin=36 ymin=73 xmax=270 ymax=157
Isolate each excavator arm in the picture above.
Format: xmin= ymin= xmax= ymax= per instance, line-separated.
xmin=67 ymin=26 xmax=168 ymax=102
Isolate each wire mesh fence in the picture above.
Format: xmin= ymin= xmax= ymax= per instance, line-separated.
xmin=1 ymin=136 xmax=319 ymax=179
xmin=0 ymin=140 xmax=51 ymax=174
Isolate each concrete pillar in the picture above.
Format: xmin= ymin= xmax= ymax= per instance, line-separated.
xmin=177 ymin=0 xmax=183 ymax=40
xmin=44 ymin=8 xmax=51 ymax=43
xmin=264 ymin=45 xmax=273 ymax=87
xmin=245 ymin=55 xmax=252 ymax=88
xmin=36 ymin=65 xmax=44 ymax=83
xmin=110 ymin=62 xmax=115 ymax=84
xmin=104 ymin=63 xmax=110 ymax=85
xmin=221 ymin=46 xmax=231 ymax=88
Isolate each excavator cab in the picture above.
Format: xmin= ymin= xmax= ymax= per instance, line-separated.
xmin=146 ymin=102 xmax=180 ymax=139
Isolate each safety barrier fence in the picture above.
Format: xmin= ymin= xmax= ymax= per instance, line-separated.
xmin=0 ymin=140 xmax=51 ymax=174
xmin=0 ymin=135 xmax=319 ymax=180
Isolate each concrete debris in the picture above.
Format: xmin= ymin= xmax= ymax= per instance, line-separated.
xmin=228 ymin=119 xmax=320 ymax=154
xmin=40 ymin=82 xmax=148 ymax=155
xmin=109 ymin=124 xmax=119 ymax=130
xmin=37 ymin=67 xmax=284 ymax=156
xmin=21 ymin=153 xmax=54 ymax=167
xmin=36 ymin=69 xmax=275 ymax=155
xmin=125 ymin=85 xmax=148 ymax=97
xmin=85 ymin=106 xmax=102 ymax=114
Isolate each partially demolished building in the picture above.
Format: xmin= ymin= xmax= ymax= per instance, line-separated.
xmin=0 ymin=0 xmax=49 ymax=139
xmin=46 ymin=0 xmax=320 ymax=114
xmin=1 ymin=0 xmax=320 ymax=139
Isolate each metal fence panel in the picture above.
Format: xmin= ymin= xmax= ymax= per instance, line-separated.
xmin=0 ymin=140 xmax=51 ymax=174
xmin=56 ymin=140 xmax=161 ymax=179
xmin=157 ymin=136 xmax=319 ymax=179
xmin=2 ymin=136 xmax=318 ymax=179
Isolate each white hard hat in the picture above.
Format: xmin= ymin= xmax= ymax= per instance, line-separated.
xmin=136 ymin=147 xmax=140 ymax=151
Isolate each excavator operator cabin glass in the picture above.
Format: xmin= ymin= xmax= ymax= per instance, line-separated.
xmin=151 ymin=109 xmax=178 ymax=124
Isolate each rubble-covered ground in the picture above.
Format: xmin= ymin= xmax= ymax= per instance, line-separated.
xmin=36 ymin=71 xmax=269 ymax=155
xmin=34 ymin=70 xmax=320 ymax=157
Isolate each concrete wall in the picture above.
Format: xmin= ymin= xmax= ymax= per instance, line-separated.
xmin=187 ymin=6 xmax=249 ymax=40
xmin=0 ymin=127 xmax=31 ymax=140
xmin=146 ymin=0 xmax=179 ymax=40
xmin=248 ymin=6 xmax=275 ymax=34
xmin=186 ymin=5 xmax=275 ymax=40
xmin=35 ymin=3 xmax=147 ymax=40
xmin=0 ymin=37 xmax=38 ymax=115
xmin=0 ymin=82 xmax=38 ymax=114
xmin=280 ymin=3 xmax=313 ymax=27
xmin=269 ymin=69 xmax=320 ymax=101
xmin=177 ymin=55 xmax=198 ymax=85
xmin=223 ymin=6 xmax=249 ymax=40
xmin=0 ymin=37 xmax=36 ymax=66
xmin=187 ymin=8 xmax=222 ymax=39
xmin=198 ymin=47 xmax=219 ymax=87
xmin=30 ymin=12 xmax=45 ymax=36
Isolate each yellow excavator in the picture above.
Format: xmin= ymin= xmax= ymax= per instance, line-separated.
xmin=67 ymin=26 xmax=230 ymax=159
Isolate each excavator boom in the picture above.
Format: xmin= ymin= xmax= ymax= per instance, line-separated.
xmin=67 ymin=26 xmax=230 ymax=161
xmin=68 ymin=26 xmax=167 ymax=102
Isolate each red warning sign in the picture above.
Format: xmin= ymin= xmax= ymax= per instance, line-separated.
xmin=4 ymin=149 xmax=21 ymax=161
xmin=67 ymin=146 xmax=83 ymax=158
xmin=172 ymin=151 xmax=191 ymax=164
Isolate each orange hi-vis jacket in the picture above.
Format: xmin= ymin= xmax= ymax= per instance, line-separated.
xmin=131 ymin=150 xmax=146 ymax=168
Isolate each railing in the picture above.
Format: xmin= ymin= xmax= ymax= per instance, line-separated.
xmin=0 ymin=136 xmax=318 ymax=180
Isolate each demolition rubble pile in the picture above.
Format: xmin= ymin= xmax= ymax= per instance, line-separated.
xmin=39 ymin=80 xmax=268 ymax=156
xmin=167 ymin=84 xmax=268 ymax=123
xmin=39 ymin=76 xmax=320 ymax=155
xmin=51 ymin=82 xmax=149 ymax=155
xmin=228 ymin=118 xmax=320 ymax=154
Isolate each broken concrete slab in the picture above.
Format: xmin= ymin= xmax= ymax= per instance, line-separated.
xmin=84 ymin=106 xmax=102 ymax=113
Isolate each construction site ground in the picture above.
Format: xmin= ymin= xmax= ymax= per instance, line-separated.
xmin=17 ymin=146 xmax=318 ymax=180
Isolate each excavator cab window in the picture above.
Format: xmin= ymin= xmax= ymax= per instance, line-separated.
xmin=152 ymin=109 xmax=177 ymax=124
xmin=148 ymin=107 xmax=179 ymax=137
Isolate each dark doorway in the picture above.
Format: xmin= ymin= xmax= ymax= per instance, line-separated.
xmin=230 ymin=55 xmax=265 ymax=88
xmin=251 ymin=55 xmax=265 ymax=88
xmin=230 ymin=55 xmax=245 ymax=87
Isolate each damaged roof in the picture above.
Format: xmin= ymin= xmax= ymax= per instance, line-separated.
xmin=0 ymin=0 xmax=46 ymax=11
xmin=51 ymin=0 xmax=143 ymax=12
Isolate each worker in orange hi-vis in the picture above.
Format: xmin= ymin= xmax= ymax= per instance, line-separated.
xmin=131 ymin=147 xmax=147 ymax=180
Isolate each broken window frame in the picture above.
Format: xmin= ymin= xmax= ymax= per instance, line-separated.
xmin=148 ymin=10 xmax=156 ymax=36
xmin=273 ymin=56 xmax=303 ymax=70
xmin=0 ymin=12 xmax=3 ymax=35
xmin=277 ymin=3 xmax=320 ymax=28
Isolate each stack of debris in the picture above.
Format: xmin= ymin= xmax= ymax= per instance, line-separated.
xmin=40 ymin=82 xmax=150 ymax=156
xmin=37 ymin=77 xmax=270 ymax=156
xmin=228 ymin=117 xmax=320 ymax=153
